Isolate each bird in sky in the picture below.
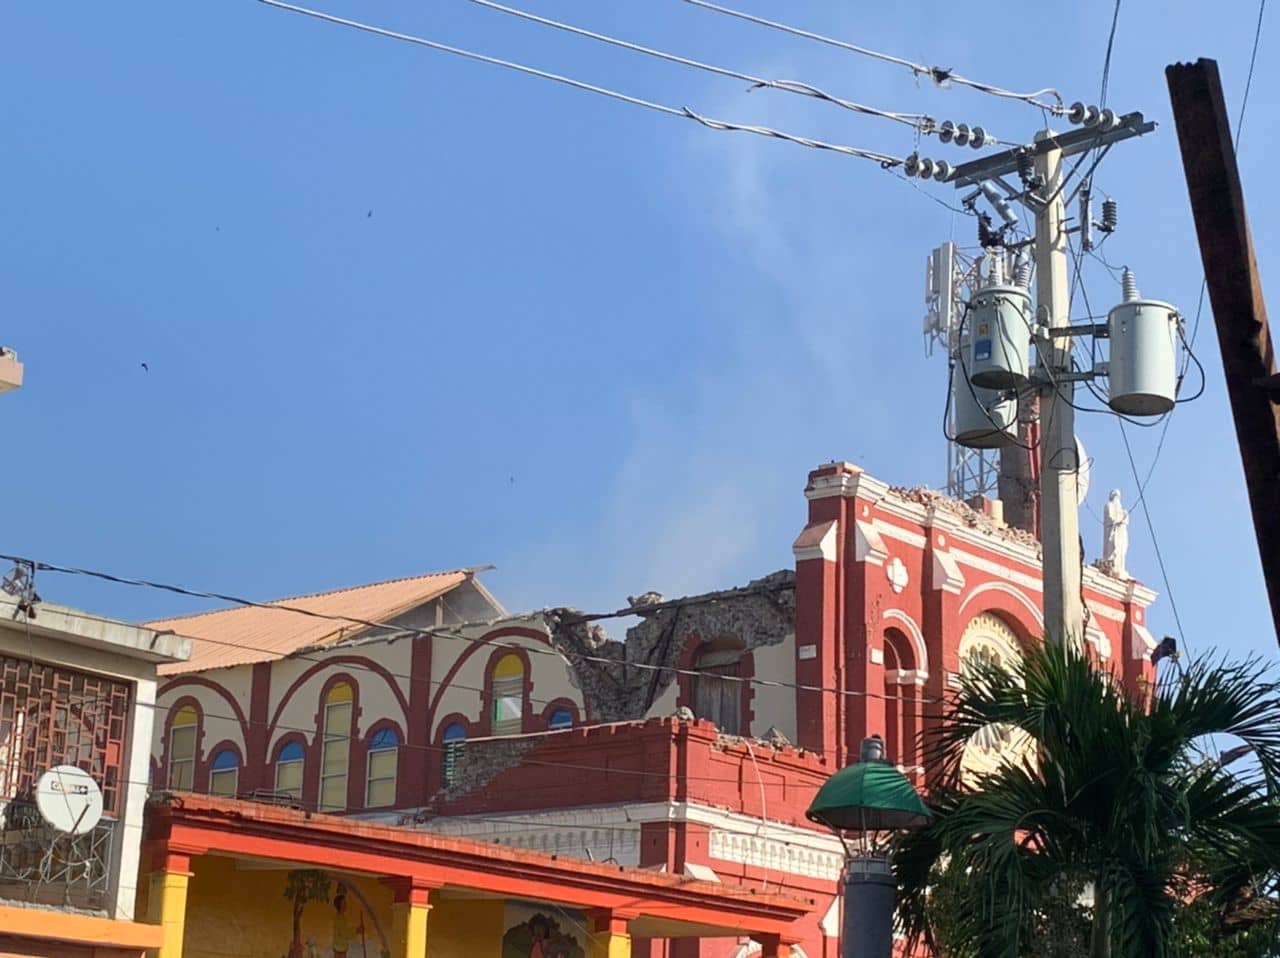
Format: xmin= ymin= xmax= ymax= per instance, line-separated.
xmin=140 ymin=363 xmax=149 ymax=372
xmin=367 ymin=210 xmax=373 ymax=218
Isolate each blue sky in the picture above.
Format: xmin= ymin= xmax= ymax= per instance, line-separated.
xmin=1 ymin=1 xmax=1274 ymax=664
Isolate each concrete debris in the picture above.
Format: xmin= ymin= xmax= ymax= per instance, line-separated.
xmin=545 ymin=571 xmax=795 ymax=724
xmin=890 ymin=485 xmax=1043 ymax=554
xmin=672 ymin=706 xmax=695 ymax=721
xmin=761 ymin=725 xmax=791 ymax=748
xmin=1090 ymin=557 xmax=1131 ymax=582
xmin=627 ymin=591 xmax=665 ymax=612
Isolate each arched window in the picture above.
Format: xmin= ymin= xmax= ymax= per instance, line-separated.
xmin=320 ymin=682 xmax=354 ymax=812
xmin=275 ymin=741 xmax=305 ymax=798
xmin=365 ymin=727 xmax=399 ymax=808
xmin=442 ymin=723 xmax=466 ymax=787
xmin=490 ymin=655 xmax=525 ymax=735
xmin=693 ymin=637 xmax=745 ymax=735
xmin=167 ymin=706 xmax=199 ymax=790
xmin=209 ymin=749 xmax=239 ymax=797
xmin=548 ymin=707 xmax=574 ymax=731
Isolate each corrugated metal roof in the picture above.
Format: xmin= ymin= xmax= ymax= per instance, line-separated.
xmin=152 ymin=570 xmax=473 ymax=675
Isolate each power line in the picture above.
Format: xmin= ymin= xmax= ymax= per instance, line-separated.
xmin=256 ymin=0 xmax=904 ymax=169
xmin=1189 ymin=0 xmax=1267 ymax=350
xmin=466 ymin=0 xmax=956 ymax=138
xmin=1099 ymin=0 xmax=1122 ymax=107
xmin=1238 ymin=0 xmax=1269 ymax=148
xmin=2 ymin=552 xmax=937 ymax=707
xmin=1067 ymin=262 xmax=1191 ymax=656
xmin=682 ymin=0 xmax=1064 ymax=114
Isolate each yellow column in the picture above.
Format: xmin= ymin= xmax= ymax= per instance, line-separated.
xmin=587 ymin=911 xmax=632 ymax=958
xmin=146 ymin=853 xmax=192 ymax=958
xmin=387 ymin=880 xmax=433 ymax=958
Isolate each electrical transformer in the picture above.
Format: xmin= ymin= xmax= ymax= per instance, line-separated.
xmin=967 ymin=283 xmax=1032 ymax=389
xmin=953 ymin=373 xmax=1017 ymax=448
xmin=1107 ymin=271 xmax=1179 ymax=416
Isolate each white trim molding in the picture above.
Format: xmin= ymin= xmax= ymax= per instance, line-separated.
xmin=932 ymin=549 xmax=966 ymax=594
xmin=873 ymin=520 xmax=928 ymax=549
xmin=805 ymin=466 xmax=889 ymax=504
xmin=1131 ymin=622 xmax=1158 ymax=660
xmin=958 ymin=581 xmax=1046 ymax=628
xmin=1085 ymin=626 xmax=1113 ymax=661
xmin=884 ymin=668 xmax=929 ymax=686
xmin=882 ymin=609 xmax=929 ymax=673
xmin=420 ymin=801 xmax=846 ymax=881
xmin=792 ymin=520 xmax=838 ymax=563
xmin=854 ymin=520 xmax=889 ymax=566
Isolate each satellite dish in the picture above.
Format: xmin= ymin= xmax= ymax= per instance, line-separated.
xmin=35 ymin=766 xmax=103 ymax=835
xmin=1076 ymin=436 xmax=1091 ymax=506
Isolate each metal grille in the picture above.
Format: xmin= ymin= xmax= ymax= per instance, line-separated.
xmin=0 ymin=655 xmax=131 ymax=817
xmin=0 ymin=817 xmax=115 ymax=910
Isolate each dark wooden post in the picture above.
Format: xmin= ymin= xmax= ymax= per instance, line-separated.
xmin=1167 ymin=58 xmax=1280 ymax=647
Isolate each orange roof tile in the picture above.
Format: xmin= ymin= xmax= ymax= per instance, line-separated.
xmin=151 ymin=570 xmax=475 ymax=675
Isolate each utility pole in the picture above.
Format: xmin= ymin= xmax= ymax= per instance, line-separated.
xmin=1034 ymin=135 xmax=1084 ymax=644
xmin=1167 ymin=59 xmax=1280 ymax=648
xmin=936 ymin=113 xmax=1156 ymax=644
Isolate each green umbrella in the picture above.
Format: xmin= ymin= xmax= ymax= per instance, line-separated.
xmin=807 ymin=760 xmax=931 ymax=833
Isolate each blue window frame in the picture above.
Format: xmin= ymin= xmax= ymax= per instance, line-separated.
xmin=366 ymin=727 xmax=400 ymax=807
xmin=209 ymin=748 xmax=239 ymax=796
xmin=548 ymin=707 xmax=574 ymax=730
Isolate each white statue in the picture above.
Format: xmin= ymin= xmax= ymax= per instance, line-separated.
xmin=1103 ymin=489 xmax=1130 ymax=577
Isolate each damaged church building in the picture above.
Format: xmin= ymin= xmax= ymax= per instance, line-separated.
xmin=145 ymin=461 xmax=1159 ymax=958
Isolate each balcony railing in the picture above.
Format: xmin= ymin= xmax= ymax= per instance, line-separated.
xmin=0 ymin=807 xmax=115 ymax=911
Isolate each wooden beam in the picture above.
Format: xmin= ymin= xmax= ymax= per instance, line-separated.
xmin=1167 ymin=58 xmax=1280 ymax=647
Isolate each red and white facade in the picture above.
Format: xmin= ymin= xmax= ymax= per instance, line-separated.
xmin=149 ymin=460 xmax=1160 ymax=957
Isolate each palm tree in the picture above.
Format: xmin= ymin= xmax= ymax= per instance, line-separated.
xmin=894 ymin=640 xmax=1280 ymax=958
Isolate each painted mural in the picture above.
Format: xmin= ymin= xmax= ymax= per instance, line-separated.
xmin=283 ymin=870 xmax=391 ymax=958
xmin=502 ymin=901 xmax=586 ymax=958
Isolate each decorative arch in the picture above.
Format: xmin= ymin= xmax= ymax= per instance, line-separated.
xmin=161 ymin=697 xmax=203 ymax=792
xmin=958 ymin=582 xmax=1043 ymax=643
xmin=882 ymin=627 xmax=923 ymax=771
xmin=956 ymin=612 xmax=1036 ymax=782
xmin=540 ymin=697 xmax=580 ymax=731
xmin=362 ymin=718 xmax=405 ymax=809
xmin=426 ymin=626 xmax=558 ymax=730
xmin=434 ymin=712 xmax=473 ymax=791
xmin=881 ymin=609 xmax=928 ymax=674
xmin=316 ymin=675 xmax=358 ymax=812
xmin=483 ymin=647 xmax=533 ymax=736
xmin=206 ymin=740 xmax=243 ymax=797
xmin=272 ymin=734 xmax=308 ymax=803
xmin=159 ymin=676 xmax=250 ymax=735
xmin=675 ymin=633 xmax=756 ymax=737
xmin=266 ymin=655 xmax=408 ymax=749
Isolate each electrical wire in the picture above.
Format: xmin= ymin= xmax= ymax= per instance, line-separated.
xmin=1190 ymin=0 xmax=1267 ymax=349
xmin=681 ymin=0 xmax=1064 ymax=114
xmin=1 ymin=553 xmax=935 ymax=707
xmin=1068 ymin=251 xmax=1192 ymax=656
xmin=1237 ymin=0 xmax=1268 ymax=149
xmin=256 ymin=0 xmax=904 ymax=168
xmin=1118 ymin=420 xmax=1191 ymax=655
xmin=1099 ymin=0 xmax=1122 ymax=107
xmin=466 ymin=0 xmax=950 ymax=137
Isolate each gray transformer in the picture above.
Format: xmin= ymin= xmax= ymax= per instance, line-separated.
xmin=967 ymin=284 xmax=1033 ymax=389
xmin=1107 ymin=294 xmax=1179 ymax=416
xmin=953 ymin=371 xmax=1016 ymax=448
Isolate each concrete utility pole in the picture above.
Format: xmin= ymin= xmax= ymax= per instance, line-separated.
xmin=1167 ymin=59 xmax=1280 ymax=648
xmin=1033 ymin=135 xmax=1084 ymax=644
xmin=943 ymin=114 xmax=1155 ymax=644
